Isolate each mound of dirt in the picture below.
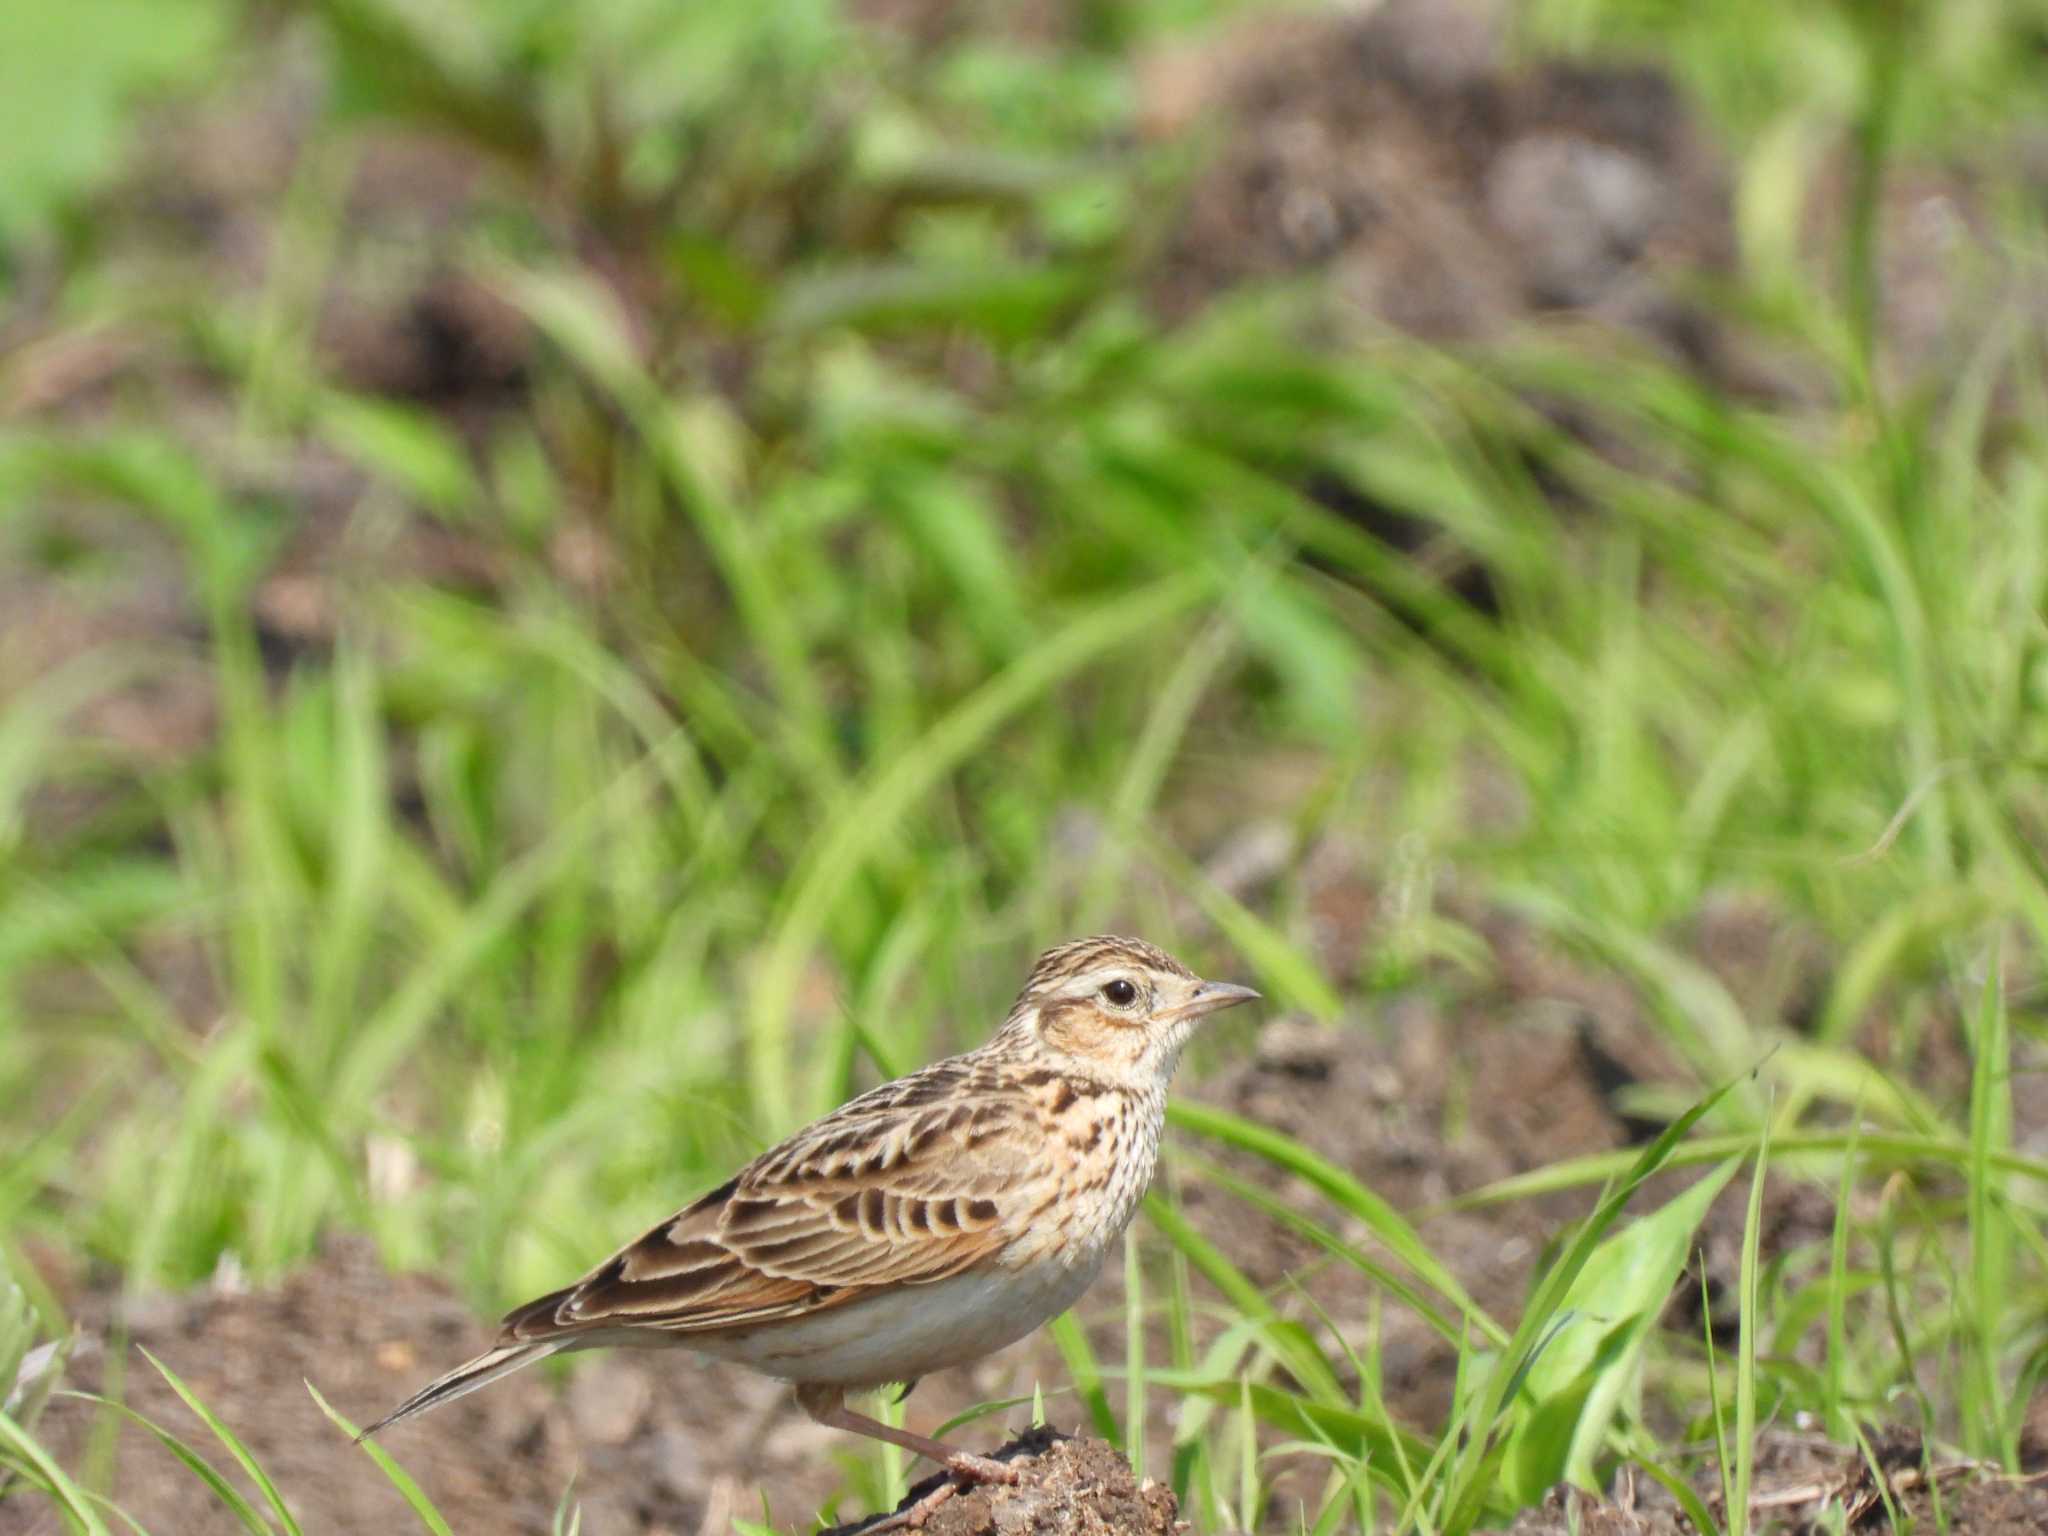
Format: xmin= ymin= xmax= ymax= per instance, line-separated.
xmin=820 ymin=1429 xmax=1179 ymax=1536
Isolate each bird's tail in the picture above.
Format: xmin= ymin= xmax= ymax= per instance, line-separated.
xmin=355 ymin=1340 xmax=564 ymax=1441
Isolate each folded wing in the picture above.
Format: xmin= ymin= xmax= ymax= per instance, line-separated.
xmin=501 ymin=1079 xmax=1032 ymax=1344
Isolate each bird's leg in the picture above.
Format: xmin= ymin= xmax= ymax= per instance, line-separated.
xmin=794 ymin=1385 xmax=1019 ymax=1485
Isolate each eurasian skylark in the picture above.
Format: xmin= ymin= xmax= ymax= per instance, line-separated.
xmin=361 ymin=936 xmax=1256 ymax=1494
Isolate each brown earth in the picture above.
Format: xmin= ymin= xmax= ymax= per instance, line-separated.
xmin=1481 ymin=1429 xmax=2048 ymax=1536
xmin=1144 ymin=0 xmax=1740 ymax=366
xmin=18 ymin=1237 xmax=852 ymax=1535
xmin=1143 ymin=0 xmax=2018 ymax=393
xmin=819 ymin=1429 xmax=1180 ymax=1536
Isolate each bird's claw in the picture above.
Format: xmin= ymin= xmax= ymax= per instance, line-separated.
xmin=860 ymin=1479 xmax=957 ymax=1534
xmin=858 ymin=1452 xmax=1025 ymax=1533
xmin=943 ymin=1450 xmax=1020 ymax=1485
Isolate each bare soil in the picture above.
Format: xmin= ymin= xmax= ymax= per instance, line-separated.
xmin=1480 ymin=1430 xmax=2048 ymax=1536
xmin=21 ymin=1238 xmax=853 ymax=1535
xmin=1145 ymin=0 xmax=1740 ymax=367
xmin=1144 ymin=0 xmax=2019 ymax=394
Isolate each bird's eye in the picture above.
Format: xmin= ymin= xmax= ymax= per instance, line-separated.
xmin=1101 ymin=978 xmax=1139 ymax=1007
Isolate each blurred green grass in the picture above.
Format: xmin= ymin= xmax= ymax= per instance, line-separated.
xmin=3 ymin=0 xmax=2047 ymax=1530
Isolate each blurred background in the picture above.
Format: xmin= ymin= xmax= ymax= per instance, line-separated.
xmin=3 ymin=0 xmax=2047 ymax=1531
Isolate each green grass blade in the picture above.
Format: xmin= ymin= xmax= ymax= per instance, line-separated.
xmin=1124 ymin=1227 xmax=1145 ymax=1483
xmin=1730 ymin=1114 xmax=1771 ymax=1536
xmin=137 ymin=1351 xmax=300 ymax=1536
xmin=1045 ymin=1313 xmax=1119 ymax=1443
xmin=930 ymin=1391 xmax=1057 ymax=1440
xmin=306 ymin=1382 xmax=455 ymax=1536
xmin=753 ymin=570 xmax=1208 ymax=1129
xmin=1175 ymin=1152 xmax=1468 ymax=1348
xmin=1448 ymin=1130 xmax=2048 ymax=1205
xmin=1142 ymin=839 xmax=1343 ymax=1020
xmin=1437 ymin=1072 xmax=1739 ymax=1533
xmin=1824 ymin=1114 xmax=1862 ymax=1441
xmin=1145 ymin=1373 xmax=1434 ymax=1492
xmin=1633 ymin=1454 xmax=1719 ymax=1536
xmin=1701 ymin=1269 xmax=1733 ymax=1526
xmin=1506 ymin=1160 xmax=1739 ymax=1499
xmin=1141 ymin=1192 xmax=1346 ymax=1402
xmin=1966 ymin=955 xmax=2016 ymax=1465
xmin=57 ymin=1392 xmax=277 ymax=1535
xmin=1169 ymin=1100 xmax=1506 ymax=1345
xmin=0 ymin=1407 xmax=114 ymax=1536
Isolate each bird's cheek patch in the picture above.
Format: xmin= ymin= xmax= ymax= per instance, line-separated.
xmin=1036 ymin=999 xmax=1106 ymax=1055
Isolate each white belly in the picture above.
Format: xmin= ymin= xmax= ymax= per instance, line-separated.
xmin=676 ymin=1255 xmax=1105 ymax=1388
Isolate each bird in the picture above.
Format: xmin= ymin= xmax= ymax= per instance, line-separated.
xmin=358 ymin=935 xmax=1257 ymax=1506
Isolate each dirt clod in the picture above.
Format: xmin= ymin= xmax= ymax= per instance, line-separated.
xmin=821 ymin=1429 xmax=1179 ymax=1536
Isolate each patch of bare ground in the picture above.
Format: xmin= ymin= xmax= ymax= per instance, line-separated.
xmin=25 ymin=1238 xmax=856 ymax=1535
xmin=1140 ymin=0 xmax=2032 ymax=394
xmin=24 ymin=1235 xmax=1159 ymax=1535
xmin=1142 ymin=0 xmax=1740 ymax=370
xmin=1482 ymin=1429 xmax=2048 ymax=1535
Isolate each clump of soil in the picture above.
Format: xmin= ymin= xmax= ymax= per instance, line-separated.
xmin=821 ymin=1428 xmax=1179 ymax=1536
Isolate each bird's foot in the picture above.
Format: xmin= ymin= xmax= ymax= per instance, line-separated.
xmin=860 ymin=1479 xmax=958 ymax=1534
xmin=857 ymin=1451 xmax=1023 ymax=1533
xmin=941 ymin=1449 xmax=1020 ymax=1485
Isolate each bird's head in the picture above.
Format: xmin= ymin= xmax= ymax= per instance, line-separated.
xmin=998 ymin=935 xmax=1259 ymax=1089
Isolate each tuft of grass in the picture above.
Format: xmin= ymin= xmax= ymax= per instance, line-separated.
xmin=1429 ymin=1077 xmax=1739 ymax=1535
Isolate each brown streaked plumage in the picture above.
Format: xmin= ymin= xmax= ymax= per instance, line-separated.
xmin=359 ymin=936 xmax=1257 ymax=1509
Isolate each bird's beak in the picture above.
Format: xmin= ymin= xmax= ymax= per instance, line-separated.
xmin=1172 ymin=979 xmax=1261 ymax=1021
